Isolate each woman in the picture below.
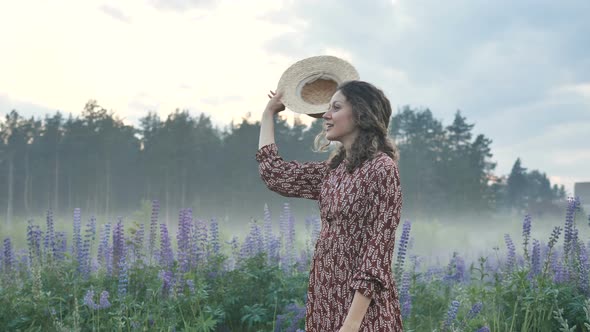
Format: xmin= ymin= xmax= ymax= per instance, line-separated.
xmin=256 ymin=80 xmax=403 ymax=331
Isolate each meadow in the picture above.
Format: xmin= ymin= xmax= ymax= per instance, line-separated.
xmin=1 ymin=198 xmax=589 ymax=331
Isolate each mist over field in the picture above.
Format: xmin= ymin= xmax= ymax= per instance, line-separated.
xmin=1 ymin=0 xmax=589 ymax=329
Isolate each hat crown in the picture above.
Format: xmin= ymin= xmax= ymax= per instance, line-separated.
xmin=277 ymin=55 xmax=360 ymax=118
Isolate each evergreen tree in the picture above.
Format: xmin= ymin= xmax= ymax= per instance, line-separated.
xmin=506 ymin=158 xmax=528 ymax=214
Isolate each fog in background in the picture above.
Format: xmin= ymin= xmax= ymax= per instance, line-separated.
xmin=1 ymin=100 xmax=586 ymax=267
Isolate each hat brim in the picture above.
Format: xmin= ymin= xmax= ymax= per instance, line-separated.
xmin=276 ymin=55 xmax=360 ymax=118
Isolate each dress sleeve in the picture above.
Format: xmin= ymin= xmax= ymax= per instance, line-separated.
xmin=255 ymin=143 xmax=329 ymax=200
xmin=349 ymin=160 xmax=402 ymax=304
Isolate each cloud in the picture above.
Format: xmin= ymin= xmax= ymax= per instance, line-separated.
xmin=0 ymin=94 xmax=60 ymax=119
xmin=262 ymin=0 xmax=589 ymax=114
xmin=148 ymin=0 xmax=217 ymax=11
xmin=99 ymin=5 xmax=132 ymax=23
xmin=200 ymin=95 xmax=244 ymax=106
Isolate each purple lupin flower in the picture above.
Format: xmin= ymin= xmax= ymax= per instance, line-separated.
xmin=175 ymin=273 xmax=185 ymax=296
xmin=72 ymin=208 xmax=82 ymax=261
xmin=112 ymin=217 xmax=125 ymax=276
xmin=90 ymin=257 xmax=100 ymax=274
xmin=444 ymin=252 xmax=466 ymax=283
xmin=132 ymin=222 xmax=145 ymax=266
xmin=184 ymin=208 xmax=196 ymax=268
xmin=263 ymin=204 xmax=274 ymax=259
xmin=553 ymin=259 xmax=570 ymax=284
xmin=543 ymin=226 xmax=562 ymax=276
xmin=550 ymin=247 xmax=560 ymax=277
xmin=26 ymin=220 xmax=43 ymax=263
xmin=99 ymin=290 xmax=111 ymax=309
xmin=177 ymin=209 xmax=191 ymax=273
xmin=159 ymin=223 xmax=174 ymax=269
xmin=548 ymin=226 xmax=562 ymax=249
xmin=423 ymin=266 xmax=444 ymax=283
xmin=275 ymin=303 xmax=305 ymax=332
xmin=97 ymin=223 xmax=111 ymax=271
xmin=466 ymin=302 xmax=483 ymax=320
xmin=576 ymin=240 xmax=589 ymax=296
xmin=522 ymin=214 xmax=532 ymax=262
xmin=14 ymin=249 xmax=27 ymax=272
xmin=226 ymin=235 xmax=240 ymax=270
xmin=186 ymin=279 xmax=195 ymax=295
xmin=477 ymin=327 xmax=491 ymax=332
xmin=409 ymin=254 xmax=421 ymax=273
xmin=148 ymin=200 xmax=160 ymax=265
xmin=193 ymin=218 xmax=208 ymax=266
xmin=209 ymin=217 xmax=220 ymax=256
xmin=118 ymin=253 xmax=129 ymax=298
xmin=504 ymin=234 xmax=516 ymax=272
xmin=285 ymin=303 xmax=306 ymax=332
xmin=395 ymin=220 xmax=411 ymax=276
xmin=240 ymin=219 xmax=260 ymax=261
xmin=55 ymin=232 xmax=67 ymax=261
xmin=268 ymin=235 xmax=281 ymax=266
xmin=295 ymin=248 xmax=310 ymax=274
xmin=441 ymin=300 xmax=460 ymax=332
xmin=565 ymin=226 xmax=579 ymax=274
xmin=240 ymin=237 xmax=253 ymax=262
xmin=400 ymin=271 xmax=412 ymax=319
xmin=530 ymin=239 xmax=541 ymax=278
xmin=279 ymin=203 xmax=295 ymax=273
xmin=564 ymin=197 xmax=577 ymax=261
xmin=44 ymin=209 xmax=56 ymax=261
xmin=3 ymin=238 xmax=14 ymax=273
xmin=254 ymin=219 xmax=265 ymax=255
xmin=160 ymin=269 xmax=175 ymax=297
xmin=552 ymin=260 xmax=562 ymax=283
xmin=80 ymin=217 xmax=96 ymax=278
xmin=457 ymin=255 xmax=467 ymax=281
xmin=106 ymin=245 xmax=113 ymax=277
xmin=83 ymin=289 xmax=100 ymax=310
xmin=286 ymin=211 xmax=296 ymax=271
xmin=279 ymin=203 xmax=288 ymax=267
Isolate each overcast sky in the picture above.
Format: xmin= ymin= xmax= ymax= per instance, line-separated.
xmin=0 ymin=0 xmax=588 ymax=196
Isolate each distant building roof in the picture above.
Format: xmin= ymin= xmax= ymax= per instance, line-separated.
xmin=574 ymin=182 xmax=590 ymax=208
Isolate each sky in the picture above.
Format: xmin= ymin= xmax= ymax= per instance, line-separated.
xmin=0 ymin=0 xmax=588 ymax=196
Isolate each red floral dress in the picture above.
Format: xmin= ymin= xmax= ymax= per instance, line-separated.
xmin=256 ymin=143 xmax=404 ymax=331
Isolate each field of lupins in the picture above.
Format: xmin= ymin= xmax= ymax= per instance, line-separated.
xmin=1 ymin=198 xmax=590 ymax=331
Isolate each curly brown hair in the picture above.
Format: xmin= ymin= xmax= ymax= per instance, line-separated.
xmin=313 ymin=80 xmax=399 ymax=173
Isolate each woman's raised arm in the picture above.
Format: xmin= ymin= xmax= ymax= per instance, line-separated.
xmin=258 ymin=90 xmax=284 ymax=149
xmin=256 ymin=90 xmax=329 ymax=200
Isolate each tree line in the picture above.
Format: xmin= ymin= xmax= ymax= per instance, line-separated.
xmin=0 ymin=100 xmax=567 ymax=225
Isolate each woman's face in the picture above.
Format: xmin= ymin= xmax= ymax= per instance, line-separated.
xmin=322 ymin=90 xmax=359 ymax=145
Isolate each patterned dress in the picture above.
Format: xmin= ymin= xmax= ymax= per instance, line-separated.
xmin=255 ymin=143 xmax=404 ymax=331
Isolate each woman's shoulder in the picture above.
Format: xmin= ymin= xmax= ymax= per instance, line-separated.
xmin=366 ymin=151 xmax=397 ymax=170
xmin=355 ymin=152 xmax=396 ymax=184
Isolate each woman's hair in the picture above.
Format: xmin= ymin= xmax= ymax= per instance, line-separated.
xmin=313 ymin=80 xmax=399 ymax=173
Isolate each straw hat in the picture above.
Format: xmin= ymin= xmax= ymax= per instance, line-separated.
xmin=276 ymin=55 xmax=360 ymax=118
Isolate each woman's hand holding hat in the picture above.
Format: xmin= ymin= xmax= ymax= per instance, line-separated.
xmin=264 ymin=90 xmax=286 ymax=116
